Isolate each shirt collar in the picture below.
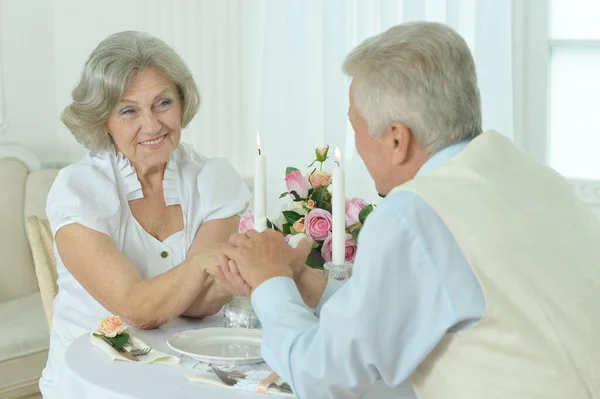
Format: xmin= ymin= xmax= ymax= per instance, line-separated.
xmin=416 ymin=141 xmax=470 ymax=177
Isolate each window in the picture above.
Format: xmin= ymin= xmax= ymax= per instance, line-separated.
xmin=548 ymin=0 xmax=600 ymax=179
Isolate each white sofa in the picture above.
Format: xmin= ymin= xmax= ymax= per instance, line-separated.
xmin=0 ymin=144 xmax=58 ymax=399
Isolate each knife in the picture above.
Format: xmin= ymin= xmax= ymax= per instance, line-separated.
xmin=100 ymin=335 xmax=138 ymax=362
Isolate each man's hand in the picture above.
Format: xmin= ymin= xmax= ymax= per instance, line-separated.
xmin=288 ymin=234 xmax=314 ymax=280
xmin=221 ymin=229 xmax=303 ymax=290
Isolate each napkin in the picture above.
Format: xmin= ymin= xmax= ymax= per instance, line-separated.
xmin=185 ymin=363 xmax=295 ymax=397
xmin=90 ymin=333 xmax=180 ymax=364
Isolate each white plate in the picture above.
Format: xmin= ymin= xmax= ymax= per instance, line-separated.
xmin=166 ymin=327 xmax=263 ymax=366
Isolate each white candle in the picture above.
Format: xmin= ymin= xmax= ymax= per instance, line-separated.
xmin=332 ymin=146 xmax=346 ymax=265
xmin=254 ymin=133 xmax=267 ymax=232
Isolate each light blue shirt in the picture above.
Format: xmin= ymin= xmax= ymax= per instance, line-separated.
xmin=251 ymin=142 xmax=486 ymax=398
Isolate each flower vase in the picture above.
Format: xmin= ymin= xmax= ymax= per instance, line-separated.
xmin=223 ymin=296 xmax=261 ymax=329
xmin=323 ymin=261 xmax=353 ymax=283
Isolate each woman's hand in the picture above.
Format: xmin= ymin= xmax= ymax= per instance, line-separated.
xmin=214 ymin=255 xmax=252 ymax=297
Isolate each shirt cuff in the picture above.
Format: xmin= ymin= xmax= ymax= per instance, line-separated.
xmin=315 ymin=278 xmax=343 ymax=317
xmin=251 ymin=276 xmax=308 ymax=324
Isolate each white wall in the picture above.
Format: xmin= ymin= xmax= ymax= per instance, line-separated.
xmin=0 ymin=0 xmax=257 ymax=173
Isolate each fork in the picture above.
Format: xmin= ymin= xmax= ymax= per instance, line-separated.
xmin=210 ymin=365 xmax=237 ymax=386
xmin=130 ymin=346 xmax=152 ymax=356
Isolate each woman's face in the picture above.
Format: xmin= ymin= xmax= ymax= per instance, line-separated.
xmin=105 ymin=67 xmax=183 ymax=171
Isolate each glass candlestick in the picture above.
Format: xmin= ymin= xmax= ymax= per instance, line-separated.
xmin=223 ymin=296 xmax=261 ymax=329
xmin=323 ymin=261 xmax=353 ymax=283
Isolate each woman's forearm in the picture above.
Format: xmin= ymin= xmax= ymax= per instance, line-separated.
xmin=182 ymin=276 xmax=232 ymax=317
xmin=121 ymin=254 xmax=208 ymax=329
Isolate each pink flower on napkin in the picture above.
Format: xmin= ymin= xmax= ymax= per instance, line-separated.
xmin=304 ymin=209 xmax=332 ymax=242
xmin=345 ymin=197 xmax=369 ymax=227
xmin=321 ymin=234 xmax=357 ymax=263
xmin=96 ymin=316 xmax=128 ymax=338
xmin=239 ymin=212 xmax=255 ymax=233
xmin=285 ymin=170 xmax=311 ymax=199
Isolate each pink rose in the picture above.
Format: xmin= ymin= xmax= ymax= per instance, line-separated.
xmin=304 ymin=208 xmax=333 ymax=242
xmin=285 ymin=170 xmax=311 ymax=199
xmin=345 ymin=197 xmax=369 ymax=227
xmin=96 ymin=316 xmax=128 ymax=338
xmin=321 ymin=234 xmax=358 ymax=264
xmin=292 ymin=218 xmax=306 ymax=234
xmin=317 ymin=147 xmax=328 ymax=157
xmin=284 ymin=234 xmax=292 ymax=242
xmin=309 ymin=171 xmax=332 ymax=189
xmin=239 ymin=212 xmax=255 ymax=233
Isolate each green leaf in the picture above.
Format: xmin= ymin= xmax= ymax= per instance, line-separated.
xmin=285 ymin=167 xmax=300 ymax=175
xmin=348 ymin=222 xmax=362 ymax=231
xmin=305 ymin=247 xmax=325 ymax=269
xmin=267 ymin=219 xmax=282 ymax=233
xmin=279 ymin=191 xmax=289 ymax=199
xmin=307 ymin=159 xmax=317 ymax=168
xmin=282 ymin=210 xmax=303 ymax=226
xmin=282 ymin=223 xmax=291 ymax=235
xmin=351 ymin=228 xmax=361 ymax=242
xmin=311 ymin=186 xmax=329 ymax=206
xmin=105 ymin=332 xmax=130 ymax=348
xmin=358 ymin=204 xmax=374 ymax=225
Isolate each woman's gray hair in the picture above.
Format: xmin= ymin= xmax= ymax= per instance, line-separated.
xmin=61 ymin=31 xmax=200 ymax=150
xmin=343 ymin=22 xmax=482 ymax=155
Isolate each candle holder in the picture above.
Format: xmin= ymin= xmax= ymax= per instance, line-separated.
xmin=323 ymin=261 xmax=353 ymax=283
xmin=223 ymin=296 xmax=261 ymax=329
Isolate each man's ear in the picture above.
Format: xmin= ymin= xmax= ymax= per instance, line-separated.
xmin=381 ymin=123 xmax=412 ymax=165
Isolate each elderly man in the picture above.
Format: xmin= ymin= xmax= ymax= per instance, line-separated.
xmin=217 ymin=22 xmax=600 ymax=398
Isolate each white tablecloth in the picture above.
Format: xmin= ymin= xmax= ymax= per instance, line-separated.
xmin=58 ymin=314 xmax=273 ymax=399
xmin=58 ymin=313 xmax=416 ymax=399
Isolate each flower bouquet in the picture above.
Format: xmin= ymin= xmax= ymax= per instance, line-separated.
xmin=240 ymin=146 xmax=374 ymax=269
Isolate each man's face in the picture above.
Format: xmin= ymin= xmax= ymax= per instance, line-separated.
xmin=348 ymin=80 xmax=393 ymax=195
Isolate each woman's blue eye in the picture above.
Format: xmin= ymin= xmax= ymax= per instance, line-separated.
xmin=157 ymin=99 xmax=172 ymax=108
xmin=119 ymin=108 xmax=135 ymax=116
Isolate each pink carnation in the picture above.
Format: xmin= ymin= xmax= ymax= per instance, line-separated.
xmin=239 ymin=212 xmax=255 ymax=233
xmin=304 ymin=208 xmax=332 ymax=242
xmin=321 ymin=234 xmax=357 ymax=264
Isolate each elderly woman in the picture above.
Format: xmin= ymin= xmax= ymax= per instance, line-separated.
xmin=39 ymin=31 xmax=249 ymax=397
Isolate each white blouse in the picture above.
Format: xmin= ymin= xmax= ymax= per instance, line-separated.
xmin=39 ymin=142 xmax=250 ymax=398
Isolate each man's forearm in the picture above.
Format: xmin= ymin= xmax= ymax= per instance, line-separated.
xmin=295 ymin=266 xmax=328 ymax=309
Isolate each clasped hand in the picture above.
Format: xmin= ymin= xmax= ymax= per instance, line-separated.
xmin=212 ymin=229 xmax=313 ymax=297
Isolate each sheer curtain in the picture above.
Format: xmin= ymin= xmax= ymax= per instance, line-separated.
xmin=236 ymin=0 xmax=514 ymax=214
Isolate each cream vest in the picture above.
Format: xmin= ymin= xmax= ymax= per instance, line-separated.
xmin=392 ymin=131 xmax=600 ymax=399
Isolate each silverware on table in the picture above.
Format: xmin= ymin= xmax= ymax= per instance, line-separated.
xmin=210 ymin=365 xmax=237 ymax=386
xmin=130 ymin=345 xmax=152 ymax=356
xmin=100 ymin=335 xmax=138 ymax=362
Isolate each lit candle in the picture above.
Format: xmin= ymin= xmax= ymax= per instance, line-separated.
xmin=332 ymin=146 xmax=346 ymax=265
xmin=254 ymin=133 xmax=267 ymax=232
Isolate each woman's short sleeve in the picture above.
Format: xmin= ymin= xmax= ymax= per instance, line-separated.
xmin=196 ymin=158 xmax=250 ymax=223
xmin=46 ymin=164 xmax=119 ymax=237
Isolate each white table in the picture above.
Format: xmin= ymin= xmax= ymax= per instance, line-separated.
xmin=58 ymin=314 xmax=270 ymax=399
xmin=59 ymin=313 xmax=416 ymax=399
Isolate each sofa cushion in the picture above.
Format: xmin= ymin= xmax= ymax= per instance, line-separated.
xmin=0 ymin=159 xmax=38 ymax=302
xmin=25 ymin=169 xmax=59 ymax=219
xmin=0 ymin=293 xmax=48 ymax=398
xmin=25 ymin=217 xmax=57 ymax=330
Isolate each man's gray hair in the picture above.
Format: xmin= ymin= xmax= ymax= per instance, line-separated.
xmin=61 ymin=31 xmax=200 ymax=150
xmin=343 ymin=22 xmax=482 ymax=155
